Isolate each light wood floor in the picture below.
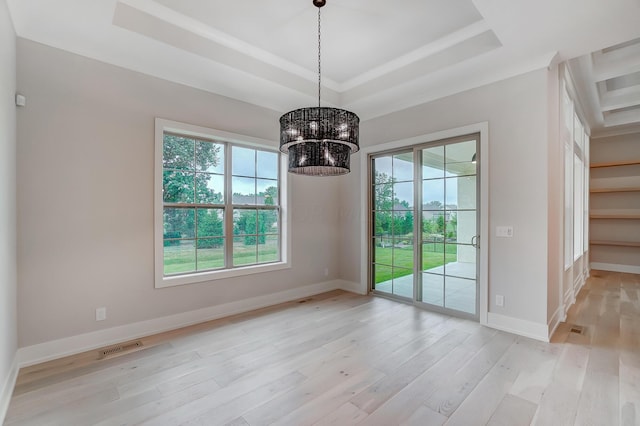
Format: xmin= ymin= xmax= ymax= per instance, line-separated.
xmin=5 ymin=270 xmax=640 ymax=425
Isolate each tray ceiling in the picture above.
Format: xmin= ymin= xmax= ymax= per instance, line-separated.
xmin=570 ymin=37 xmax=640 ymax=136
xmin=7 ymin=0 xmax=640 ymax=121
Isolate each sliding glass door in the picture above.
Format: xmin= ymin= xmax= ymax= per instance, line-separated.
xmin=371 ymin=135 xmax=479 ymax=319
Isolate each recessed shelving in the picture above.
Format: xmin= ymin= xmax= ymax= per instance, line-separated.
xmin=589 ymin=141 xmax=640 ymax=273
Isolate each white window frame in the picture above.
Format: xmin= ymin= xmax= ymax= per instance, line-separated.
xmin=562 ymin=80 xmax=574 ymax=270
xmin=573 ymin=151 xmax=584 ymax=261
xmin=561 ymin=75 xmax=589 ymax=269
xmin=564 ymin=142 xmax=573 ymax=269
xmin=583 ymin=128 xmax=589 ymax=254
xmin=154 ymin=118 xmax=290 ymax=288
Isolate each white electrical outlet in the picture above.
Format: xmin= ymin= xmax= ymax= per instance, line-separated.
xmin=496 ymin=295 xmax=504 ymax=307
xmin=96 ymin=307 xmax=107 ymax=321
xmin=496 ymin=226 xmax=514 ymax=238
xmin=323 ymin=267 xmax=329 ymax=277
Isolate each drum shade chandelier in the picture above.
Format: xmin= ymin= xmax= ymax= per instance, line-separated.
xmin=279 ymin=0 xmax=360 ymax=176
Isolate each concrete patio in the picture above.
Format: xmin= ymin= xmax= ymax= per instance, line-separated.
xmin=374 ymin=261 xmax=477 ymax=315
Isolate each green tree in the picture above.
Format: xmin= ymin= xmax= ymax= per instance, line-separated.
xmin=436 ymin=214 xmax=445 ymax=234
xmin=422 ymin=217 xmax=436 ymax=235
xmin=163 ymin=208 xmax=193 ymax=246
xmin=446 ymin=212 xmax=457 ymax=239
xmin=374 ymin=171 xmax=393 ymax=236
xmin=162 ymin=135 xmax=222 ymax=202
xmin=163 ymin=135 xmax=222 ymax=242
xmin=235 ymin=210 xmax=272 ymax=245
xmin=197 ymin=209 xmax=224 ymax=248
xmin=233 ymin=185 xmax=278 ymax=246
xmin=402 ymin=210 xmax=414 ymax=235
xmin=264 ymin=186 xmax=278 ymax=206
xmin=237 ymin=211 xmax=260 ymax=245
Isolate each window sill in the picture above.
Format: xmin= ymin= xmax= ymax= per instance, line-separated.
xmin=155 ymin=261 xmax=291 ymax=288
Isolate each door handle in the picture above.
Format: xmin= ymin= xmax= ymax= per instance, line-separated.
xmin=471 ymin=235 xmax=479 ymax=249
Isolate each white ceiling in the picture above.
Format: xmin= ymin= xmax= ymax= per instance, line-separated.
xmin=570 ymin=37 xmax=640 ymax=137
xmin=7 ymin=0 xmax=640 ymax=122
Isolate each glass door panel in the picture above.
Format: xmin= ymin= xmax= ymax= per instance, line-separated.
xmin=422 ymin=145 xmax=445 ymax=179
xmin=419 ymin=139 xmax=478 ymax=317
xmin=371 ymin=152 xmax=415 ymax=298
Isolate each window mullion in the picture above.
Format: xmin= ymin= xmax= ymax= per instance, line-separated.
xmin=413 ymin=147 xmax=422 ymax=302
xmin=225 ymin=143 xmax=234 ymax=268
xmin=164 ymin=202 xmax=225 ymax=209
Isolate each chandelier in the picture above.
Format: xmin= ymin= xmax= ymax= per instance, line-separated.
xmin=279 ymin=0 xmax=360 ymax=176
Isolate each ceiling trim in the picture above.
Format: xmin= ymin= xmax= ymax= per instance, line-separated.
xmin=339 ymin=20 xmax=490 ymax=91
xmin=7 ymin=0 xmax=640 ymax=126
xmin=118 ymin=0 xmax=337 ymax=89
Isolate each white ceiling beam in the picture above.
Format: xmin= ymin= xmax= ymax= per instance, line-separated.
xmin=592 ymin=42 xmax=640 ymax=82
xmin=338 ymin=20 xmax=491 ymax=92
xmin=603 ymin=108 xmax=640 ymax=127
xmin=600 ymin=86 xmax=640 ymax=111
xmin=592 ymin=122 xmax=640 ymax=138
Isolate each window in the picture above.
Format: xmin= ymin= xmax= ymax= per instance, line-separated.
xmin=562 ymin=82 xmax=574 ymax=269
xmin=155 ymin=119 xmax=288 ymax=288
xmin=573 ymin=107 xmax=586 ymax=261
xmin=573 ymin=152 xmax=584 ymax=260
xmin=561 ymin=77 xmax=589 ymax=269
xmin=564 ymin=143 xmax=573 ymax=269
xmin=583 ymin=130 xmax=590 ymax=254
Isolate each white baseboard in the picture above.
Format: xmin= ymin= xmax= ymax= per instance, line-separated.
xmin=486 ymin=312 xmax=549 ymax=342
xmin=590 ymin=263 xmax=640 ymax=275
xmin=563 ymin=287 xmax=575 ymax=310
xmin=548 ymin=305 xmax=566 ymax=338
xmin=573 ymin=272 xmax=584 ymax=294
xmin=0 ymin=355 xmax=19 ymax=424
xmin=337 ymin=280 xmax=366 ymax=295
xmin=18 ymin=280 xmax=345 ymax=367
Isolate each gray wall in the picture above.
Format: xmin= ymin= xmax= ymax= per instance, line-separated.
xmin=0 ymin=0 xmax=18 ymax=413
xmin=16 ymin=39 xmax=342 ymax=347
xmin=338 ymin=69 xmax=552 ymax=325
xmin=16 ymin=36 xmax=563 ymax=348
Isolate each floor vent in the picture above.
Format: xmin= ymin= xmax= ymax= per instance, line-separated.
xmin=98 ymin=340 xmax=143 ymax=359
xmin=569 ymin=325 xmax=585 ymax=335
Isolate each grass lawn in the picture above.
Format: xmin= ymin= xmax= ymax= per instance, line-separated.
xmin=373 ymin=244 xmax=457 ymax=283
xmin=164 ymin=240 xmax=278 ymax=274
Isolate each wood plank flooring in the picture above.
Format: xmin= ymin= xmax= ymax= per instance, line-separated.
xmin=4 ymin=270 xmax=640 ymax=425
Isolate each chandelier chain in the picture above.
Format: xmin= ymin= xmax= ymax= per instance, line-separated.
xmin=317 ymin=7 xmax=321 ymax=109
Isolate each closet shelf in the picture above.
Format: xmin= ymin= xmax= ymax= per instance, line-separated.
xmin=590 ymin=160 xmax=640 ymax=168
xmin=590 ymin=214 xmax=640 ymax=219
xmin=590 ymin=187 xmax=640 ymax=193
xmin=590 ymin=240 xmax=640 ymax=248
